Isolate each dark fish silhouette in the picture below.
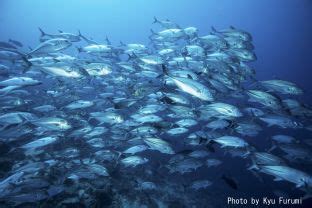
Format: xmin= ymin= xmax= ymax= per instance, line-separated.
xmin=221 ymin=175 xmax=238 ymax=190
xmin=0 ymin=41 xmax=17 ymax=49
xmin=9 ymin=39 xmax=23 ymax=47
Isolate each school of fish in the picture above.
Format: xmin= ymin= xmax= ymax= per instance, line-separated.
xmin=0 ymin=17 xmax=311 ymax=207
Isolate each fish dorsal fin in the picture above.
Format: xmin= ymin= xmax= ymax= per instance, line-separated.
xmin=152 ymin=16 xmax=159 ymax=24
xmin=38 ymin=27 xmax=46 ymax=37
xmin=211 ymin=26 xmax=217 ymax=33
xmin=105 ymin=36 xmax=111 ymax=45
xmin=119 ymin=41 xmax=126 ymax=46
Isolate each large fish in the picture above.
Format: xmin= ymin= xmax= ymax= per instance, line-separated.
xmin=260 ymin=79 xmax=303 ymax=95
xmin=143 ymin=137 xmax=175 ymax=154
xmin=258 ymin=165 xmax=312 ymax=188
xmin=165 ymin=73 xmax=214 ymax=101
xmin=0 ymin=77 xmax=41 ymax=87
xmin=29 ymin=38 xmax=72 ymax=55
xmin=38 ymin=27 xmax=81 ymax=42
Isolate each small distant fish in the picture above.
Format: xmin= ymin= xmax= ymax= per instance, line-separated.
xmin=21 ymin=136 xmax=58 ymax=150
xmin=65 ymin=100 xmax=94 ymax=110
xmin=0 ymin=41 xmax=17 ymax=49
xmin=0 ymin=77 xmax=41 ymax=87
xmin=190 ymin=180 xmax=213 ymax=190
xmin=152 ymin=16 xmax=180 ymax=29
xmin=9 ymin=39 xmax=23 ymax=47
xmin=144 ymin=137 xmax=175 ymax=154
xmin=260 ymin=80 xmax=303 ymax=95
xmin=123 ymin=145 xmax=148 ymax=155
xmin=32 ymin=117 xmax=71 ymax=131
xmin=121 ymin=156 xmax=149 ymax=167
xmin=221 ymin=175 xmax=238 ymax=190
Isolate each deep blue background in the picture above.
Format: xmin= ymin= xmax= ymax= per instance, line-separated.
xmin=1 ymin=0 xmax=311 ymax=103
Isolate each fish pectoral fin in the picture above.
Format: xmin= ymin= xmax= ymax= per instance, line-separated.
xmin=297 ymin=180 xmax=308 ymax=189
xmin=47 ymin=42 xmax=57 ymax=46
xmin=273 ymin=177 xmax=283 ymax=181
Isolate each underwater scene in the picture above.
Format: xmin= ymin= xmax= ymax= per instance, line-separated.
xmin=0 ymin=0 xmax=312 ymax=207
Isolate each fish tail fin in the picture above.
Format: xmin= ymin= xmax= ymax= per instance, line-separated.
xmin=161 ymin=64 xmax=169 ymax=76
xmin=206 ymin=139 xmax=216 ymax=147
xmin=247 ymin=164 xmax=258 ymax=171
xmin=78 ymin=30 xmax=90 ymax=43
xmin=78 ymin=32 xmax=96 ymax=45
xmin=153 ymin=16 xmax=159 ymax=24
xmin=245 ymin=146 xmax=253 ymax=155
xmin=21 ymin=57 xmax=32 ymax=73
xmin=22 ymin=56 xmax=31 ymax=65
xmin=77 ymin=46 xmax=83 ymax=53
xmin=113 ymin=151 xmax=123 ymax=168
xmin=52 ymin=58 xmax=61 ymax=63
xmin=38 ymin=27 xmax=46 ymax=37
xmin=127 ymin=52 xmax=137 ymax=61
xmin=116 ymin=151 xmax=123 ymax=160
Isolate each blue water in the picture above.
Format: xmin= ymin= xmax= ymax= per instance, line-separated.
xmin=1 ymin=0 xmax=312 ymax=207
xmin=1 ymin=0 xmax=311 ymax=97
